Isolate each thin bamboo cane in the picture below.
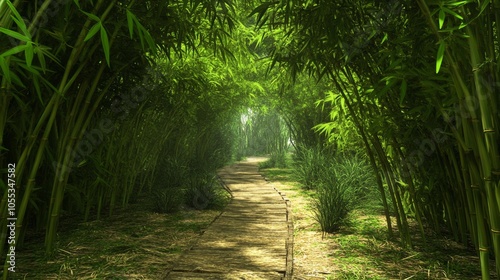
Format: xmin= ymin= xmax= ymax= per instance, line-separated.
xmin=465 ymin=18 xmax=500 ymax=276
xmin=5 ymin=0 xmax=107 ymax=258
xmin=373 ymin=137 xmax=411 ymax=246
xmin=330 ymin=75 xmax=393 ymax=236
xmin=393 ymin=143 xmax=427 ymax=242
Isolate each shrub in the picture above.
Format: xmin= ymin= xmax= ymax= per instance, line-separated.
xmin=152 ymin=188 xmax=183 ymax=213
xmin=153 ymin=157 xmax=188 ymax=190
xmin=184 ymin=173 xmax=230 ymax=210
xmin=295 ymin=147 xmax=376 ymax=232
xmin=332 ymin=154 xmax=375 ymax=198
xmin=313 ymin=181 xmax=354 ymax=233
xmin=293 ymin=145 xmax=331 ymax=189
xmin=259 ymin=150 xmax=289 ymax=169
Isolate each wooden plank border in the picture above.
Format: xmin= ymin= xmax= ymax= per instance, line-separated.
xmin=270 ymin=184 xmax=294 ymax=280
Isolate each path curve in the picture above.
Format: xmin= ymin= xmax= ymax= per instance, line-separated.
xmin=165 ymin=157 xmax=293 ymax=279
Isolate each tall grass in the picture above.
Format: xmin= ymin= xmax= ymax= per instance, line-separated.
xmin=294 ymin=147 xmax=375 ymax=232
xmin=314 ymin=174 xmax=355 ymax=233
xmin=293 ymin=145 xmax=332 ymax=189
xmin=259 ymin=150 xmax=290 ymax=169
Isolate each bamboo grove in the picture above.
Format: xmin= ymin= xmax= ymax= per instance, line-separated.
xmin=253 ymin=0 xmax=500 ymax=278
xmin=0 ymin=0 xmax=261 ymax=276
xmin=1 ymin=0 xmax=500 ymax=279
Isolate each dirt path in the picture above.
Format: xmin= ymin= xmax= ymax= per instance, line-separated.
xmin=165 ymin=157 xmax=293 ymax=279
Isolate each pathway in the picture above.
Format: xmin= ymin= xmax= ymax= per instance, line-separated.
xmin=165 ymin=157 xmax=293 ymax=279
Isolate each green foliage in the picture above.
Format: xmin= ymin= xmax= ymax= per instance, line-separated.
xmin=237 ymin=108 xmax=291 ymax=157
xmin=294 ymin=146 xmax=375 ymax=232
xmin=2 ymin=0 xmax=498 ymax=277
xmin=152 ymin=188 xmax=184 ymax=214
xmin=0 ymin=0 xmax=257 ymax=260
xmin=314 ymin=177 xmax=355 ymax=233
xmin=259 ymin=150 xmax=289 ymax=169
xmin=293 ymin=145 xmax=331 ymax=190
xmin=254 ymin=0 xmax=500 ymax=275
xmin=153 ymin=157 xmax=188 ymax=191
xmin=332 ymin=154 xmax=375 ymax=198
xmin=184 ymin=174 xmax=219 ymax=210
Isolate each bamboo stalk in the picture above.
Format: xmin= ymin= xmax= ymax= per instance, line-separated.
xmin=330 ymin=74 xmax=393 ymax=236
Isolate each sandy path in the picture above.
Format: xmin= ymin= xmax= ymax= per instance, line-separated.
xmin=165 ymin=157 xmax=292 ymax=279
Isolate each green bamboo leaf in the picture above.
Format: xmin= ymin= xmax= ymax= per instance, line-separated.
xmin=442 ymin=7 xmax=463 ymax=20
xmin=6 ymin=0 xmax=27 ymax=34
xmin=11 ymin=17 xmax=30 ymax=38
xmin=0 ymin=56 xmax=10 ymax=83
xmin=0 ymin=27 xmax=30 ymax=42
xmin=136 ymin=23 xmax=145 ymax=50
xmin=480 ymin=0 xmax=490 ymax=14
xmin=438 ymin=9 xmax=445 ymax=29
xmin=84 ymin=22 xmax=101 ymax=41
xmin=1 ymin=44 xmax=28 ymax=57
xmin=126 ymin=10 xmax=135 ymax=38
xmin=100 ymin=26 xmax=111 ymax=67
xmin=25 ymin=42 xmax=34 ymax=68
xmin=35 ymin=46 xmax=47 ymax=73
xmin=38 ymin=45 xmax=61 ymax=66
xmin=133 ymin=19 xmax=148 ymax=50
xmin=381 ymin=33 xmax=388 ymax=44
xmin=73 ymin=0 xmax=81 ymax=9
xmin=143 ymin=29 xmax=157 ymax=53
xmin=436 ymin=40 xmax=446 ymax=73
xmin=400 ymin=79 xmax=407 ymax=106
xmin=9 ymin=70 xmax=24 ymax=88
xmin=249 ymin=2 xmax=273 ymax=26
xmin=16 ymin=58 xmax=41 ymax=75
xmin=33 ymin=75 xmax=44 ymax=104
xmin=81 ymin=10 xmax=101 ymax=22
xmin=448 ymin=1 xmax=469 ymax=6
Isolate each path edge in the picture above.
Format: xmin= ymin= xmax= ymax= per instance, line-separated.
xmin=263 ymin=174 xmax=294 ymax=280
xmin=163 ymin=168 xmax=235 ymax=278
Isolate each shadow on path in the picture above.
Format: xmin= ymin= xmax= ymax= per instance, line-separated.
xmin=165 ymin=157 xmax=291 ymax=279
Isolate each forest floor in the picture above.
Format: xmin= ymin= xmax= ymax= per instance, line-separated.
xmin=260 ymin=166 xmax=497 ymax=280
xmin=13 ymin=159 xmax=496 ymax=279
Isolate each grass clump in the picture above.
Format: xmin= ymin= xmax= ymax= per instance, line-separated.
xmin=294 ymin=146 xmax=375 ymax=232
xmin=259 ymin=151 xmax=290 ymax=169
xmin=184 ymin=174 xmax=230 ymax=210
xmin=293 ymin=145 xmax=330 ymax=189
xmin=152 ymin=188 xmax=184 ymax=213
xmin=151 ymin=157 xmax=187 ymax=213
xmin=314 ymin=178 xmax=354 ymax=233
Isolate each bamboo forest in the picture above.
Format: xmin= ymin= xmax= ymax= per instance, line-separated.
xmin=1 ymin=0 xmax=499 ymax=279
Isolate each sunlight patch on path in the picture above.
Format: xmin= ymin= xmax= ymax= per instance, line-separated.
xmin=165 ymin=157 xmax=291 ymax=279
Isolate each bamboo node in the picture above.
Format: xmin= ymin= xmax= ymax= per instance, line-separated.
xmin=491 ymin=170 xmax=500 ymax=176
xmin=491 ymin=229 xmax=500 ymax=234
xmin=470 ymin=184 xmax=480 ymax=189
xmin=483 ymin=129 xmax=495 ymax=133
xmin=479 ymin=247 xmax=489 ymax=252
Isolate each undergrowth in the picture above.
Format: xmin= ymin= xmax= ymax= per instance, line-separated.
xmin=259 ymin=150 xmax=289 ymax=169
xmin=259 ymin=164 xmax=494 ymax=279
xmin=293 ymin=146 xmax=375 ymax=232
